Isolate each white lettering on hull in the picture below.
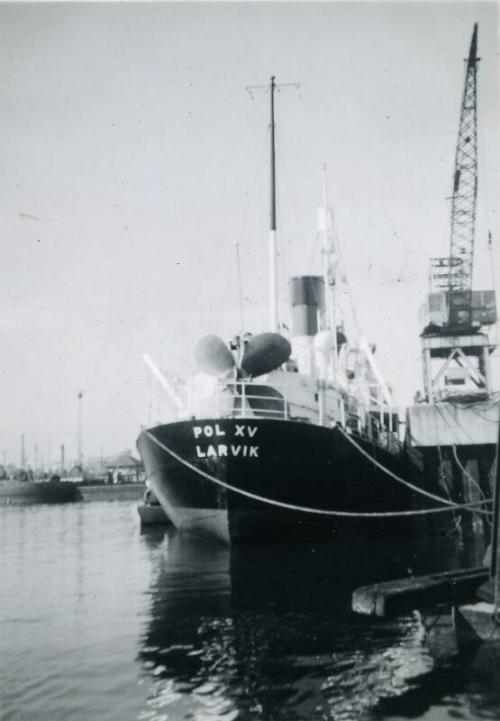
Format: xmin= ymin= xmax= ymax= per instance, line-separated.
xmin=196 ymin=444 xmax=259 ymax=459
xmin=193 ymin=423 xmax=226 ymax=439
xmin=193 ymin=423 xmax=260 ymax=459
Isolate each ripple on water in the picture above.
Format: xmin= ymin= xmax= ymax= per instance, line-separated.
xmin=1 ymin=502 xmax=498 ymax=721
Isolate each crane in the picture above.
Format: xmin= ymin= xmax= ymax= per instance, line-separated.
xmin=428 ymin=23 xmax=480 ymax=329
xmin=420 ymin=24 xmax=496 ymax=401
xmin=447 ymin=23 xmax=478 ymax=301
xmin=408 ymin=26 xmax=498 ymax=540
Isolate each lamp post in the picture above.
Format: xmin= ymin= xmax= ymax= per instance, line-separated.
xmin=77 ymin=391 xmax=84 ymax=468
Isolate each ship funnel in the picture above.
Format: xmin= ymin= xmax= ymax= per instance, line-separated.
xmin=193 ymin=335 xmax=236 ymax=378
xmin=289 ymin=276 xmax=326 ymax=375
xmin=289 ymin=276 xmax=325 ymax=337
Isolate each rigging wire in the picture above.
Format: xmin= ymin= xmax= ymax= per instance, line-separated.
xmin=218 ymin=118 xmax=269 ymax=323
xmin=326 ymin=188 xmax=361 ymax=339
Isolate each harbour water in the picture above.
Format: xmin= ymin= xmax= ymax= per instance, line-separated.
xmin=1 ymin=500 xmax=499 ymax=721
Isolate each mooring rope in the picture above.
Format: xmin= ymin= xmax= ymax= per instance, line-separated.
xmin=143 ymin=429 xmax=492 ymax=519
xmin=336 ymin=425 xmax=468 ymax=507
xmin=451 ymin=444 xmax=489 ymax=502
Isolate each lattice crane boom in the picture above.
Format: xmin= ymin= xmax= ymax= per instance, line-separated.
xmin=447 ymin=23 xmax=479 ymax=296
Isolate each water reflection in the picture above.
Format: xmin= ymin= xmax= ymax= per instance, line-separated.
xmin=373 ymin=637 xmax=500 ymax=719
xmin=1 ymin=503 xmax=154 ymax=721
xmin=136 ymin=531 xmax=463 ymax=720
xmin=1 ymin=504 xmax=495 ymax=721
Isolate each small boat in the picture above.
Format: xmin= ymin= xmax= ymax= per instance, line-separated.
xmin=137 ymin=487 xmax=170 ymax=527
xmin=0 ymin=477 xmax=82 ymax=505
xmin=137 ymin=78 xmax=428 ymax=544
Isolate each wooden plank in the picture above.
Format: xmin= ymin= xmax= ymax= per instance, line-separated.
xmin=352 ymin=566 xmax=489 ymax=618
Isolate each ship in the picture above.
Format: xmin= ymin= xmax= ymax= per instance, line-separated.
xmin=137 ymin=77 xmax=430 ymax=544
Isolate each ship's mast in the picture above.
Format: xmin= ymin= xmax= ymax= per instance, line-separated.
xmin=247 ymin=76 xmax=299 ymax=332
xmin=320 ymin=166 xmax=336 ymax=332
xmin=319 ymin=166 xmax=338 ymax=371
xmin=269 ymin=76 xmax=278 ymax=332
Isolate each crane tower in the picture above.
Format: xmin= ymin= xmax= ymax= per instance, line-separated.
xmin=408 ymin=25 xmax=498 ymax=541
xmin=419 ymin=24 xmax=497 ymax=402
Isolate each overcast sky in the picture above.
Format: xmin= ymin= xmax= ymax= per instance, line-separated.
xmin=1 ymin=1 xmax=498 ymax=467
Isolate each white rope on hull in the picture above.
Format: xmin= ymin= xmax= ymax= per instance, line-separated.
xmin=143 ymin=428 xmax=492 ymax=519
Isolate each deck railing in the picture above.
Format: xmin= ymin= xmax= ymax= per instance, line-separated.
xmin=186 ymin=379 xmax=321 ymax=423
xmin=180 ymin=378 xmax=400 ymax=449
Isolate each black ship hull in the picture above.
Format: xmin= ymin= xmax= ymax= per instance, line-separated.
xmin=137 ymin=418 xmax=423 ymax=544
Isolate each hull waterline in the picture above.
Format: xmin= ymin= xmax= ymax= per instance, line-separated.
xmin=137 ymin=417 xmax=421 ymax=544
